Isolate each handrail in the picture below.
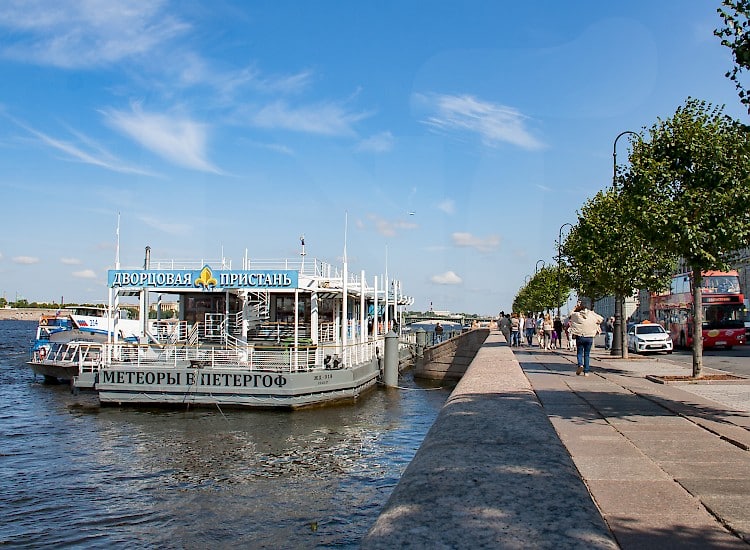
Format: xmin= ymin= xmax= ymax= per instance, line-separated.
xmin=98 ymin=335 xmax=390 ymax=373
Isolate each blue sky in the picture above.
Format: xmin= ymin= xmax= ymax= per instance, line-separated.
xmin=0 ymin=1 xmax=745 ymax=315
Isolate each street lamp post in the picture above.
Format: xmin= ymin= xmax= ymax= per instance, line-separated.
xmin=535 ymin=260 xmax=546 ymax=274
xmin=557 ymin=223 xmax=573 ymax=320
xmin=610 ymin=130 xmax=641 ymax=358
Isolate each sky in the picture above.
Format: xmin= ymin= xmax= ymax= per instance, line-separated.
xmin=0 ymin=0 xmax=746 ymax=315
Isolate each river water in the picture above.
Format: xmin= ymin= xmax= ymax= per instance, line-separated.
xmin=0 ymin=321 xmax=452 ymax=549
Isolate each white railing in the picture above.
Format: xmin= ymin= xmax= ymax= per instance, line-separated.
xmin=151 ymin=320 xmax=188 ymax=343
xmin=319 ymin=322 xmax=335 ymax=343
xmin=150 ymin=259 xmax=230 ymax=270
xmin=38 ymin=342 xmax=102 ymax=375
xmin=99 ymin=336 xmax=386 ymax=374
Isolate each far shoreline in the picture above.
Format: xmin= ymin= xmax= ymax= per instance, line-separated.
xmin=0 ymin=308 xmax=68 ymax=321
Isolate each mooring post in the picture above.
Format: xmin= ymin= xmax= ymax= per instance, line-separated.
xmin=415 ymin=328 xmax=426 ymax=358
xmin=384 ymin=330 xmax=399 ymax=387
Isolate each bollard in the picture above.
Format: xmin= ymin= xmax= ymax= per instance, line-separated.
xmin=415 ymin=328 xmax=426 ymax=358
xmin=383 ymin=330 xmax=399 ymax=387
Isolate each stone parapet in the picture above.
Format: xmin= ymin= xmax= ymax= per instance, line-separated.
xmin=413 ymin=328 xmax=489 ymax=381
xmin=362 ymin=331 xmax=616 ymax=548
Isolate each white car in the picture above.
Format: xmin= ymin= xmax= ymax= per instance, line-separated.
xmin=627 ymin=323 xmax=673 ymax=354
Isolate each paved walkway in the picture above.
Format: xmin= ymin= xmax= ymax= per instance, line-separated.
xmin=516 ymin=343 xmax=750 ymax=548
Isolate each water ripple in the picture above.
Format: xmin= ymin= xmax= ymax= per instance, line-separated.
xmin=0 ymin=320 xmax=451 ymax=548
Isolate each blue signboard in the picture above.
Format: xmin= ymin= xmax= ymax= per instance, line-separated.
xmin=108 ymin=265 xmax=298 ymax=289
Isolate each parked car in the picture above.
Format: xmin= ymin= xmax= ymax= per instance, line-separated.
xmin=627 ymin=322 xmax=673 ymax=354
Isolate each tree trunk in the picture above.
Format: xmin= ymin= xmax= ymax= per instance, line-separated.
xmin=620 ymin=295 xmax=629 ymax=359
xmin=692 ymin=268 xmax=703 ymax=378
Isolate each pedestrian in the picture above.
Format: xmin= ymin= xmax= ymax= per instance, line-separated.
xmin=564 ymin=318 xmax=575 ymax=350
xmin=542 ymin=313 xmax=553 ymax=350
xmin=603 ymin=316 xmax=614 ymax=351
xmin=435 ymin=322 xmax=444 ymax=343
xmin=553 ymin=316 xmax=563 ymax=349
xmin=569 ymin=303 xmax=603 ymax=376
xmin=524 ymin=314 xmax=536 ymax=346
xmin=499 ymin=314 xmax=511 ymax=345
xmin=510 ymin=314 xmax=521 ymax=347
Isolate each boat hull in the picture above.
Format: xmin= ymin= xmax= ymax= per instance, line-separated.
xmin=27 ymin=361 xmax=77 ymax=383
xmin=91 ymin=357 xmax=382 ymax=409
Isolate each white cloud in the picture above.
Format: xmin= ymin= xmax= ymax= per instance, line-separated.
xmin=139 ymin=215 xmax=190 ymax=236
xmin=356 ymin=131 xmax=394 ymax=153
xmin=246 ymin=140 xmax=294 ymax=156
xmin=437 ymin=199 xmax=455 ymax=215
xmin=218 ymin=67 xmax=314 ymax=97
xmin=0 ymin=1 xmax=189 ymax=68
xmin=431 ymin=271 xmax=463 ymax=285
xmin=418 ymin=93 xmax=544 ymax=150
xmin=452 ymin=232 xmax=501 ymax=253
xmin=367 ymin=214 xmax=417 ymax=238
xmin=13 ymin=256 xmax=39 ymax=264
xmin=103 ymin=103 xmax=222 ymax=174
xmin=250 ymin=100 xmax=370 ymax=136
xmin=15 ymin=118 xmax=158 ymax=176
xmin=60 ymin=257 xmax=81 ymax=265
xmin=72 ymin=269 xmax=97 ymax=279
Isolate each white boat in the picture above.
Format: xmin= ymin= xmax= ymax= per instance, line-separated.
xmin=28 ymin=306 xmax=140 ymax=383
xmin=68 ymin=249 xmax=412 ymax=408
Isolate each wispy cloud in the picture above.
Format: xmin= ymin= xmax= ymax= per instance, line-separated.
xmin=437 ymin=199 xmax=455 ymax=215
xmin=139 ymin=215 xmax=190 ymax=236
xmin=356 ymin=131 xmax=394 ymax=153
xmin=103 ymin=103 xmax=223 ymax=174
xmin=0 ymin=1 xmax=189 ymax=68
xmin=218 ymin=67 xmax=314 ymax=98
xmin=452 ymin=232 xmax=501 ymax=253
xmin=72 ymin=269 xmax=97 ymax=279
xmin=367 ymin=214 xmax=417 ymax=238
xmin=417 ymin=93 xmax=544 ymax=150
xmin=60 ymin=258 xmax=81 ymax=265
xmin=249 ymin=100 xmax=371 ymax=136
xmin=431 ymin=271 xmax=463 ymax=285
xmin=13 ymin=256 xmax=39 ymax=265
xmin=16 ymin=118 xmax=158 ymax=176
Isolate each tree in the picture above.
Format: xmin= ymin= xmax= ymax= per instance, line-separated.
xmin=627 ymin=98 xmax=750 ymax=376
xmin=716 ymin=0 xmax=750 ymax=115
xmin=563 ymin=186 xmax=675 ymax=358
xmin=513 ymin=266 xmax=567 ymax=314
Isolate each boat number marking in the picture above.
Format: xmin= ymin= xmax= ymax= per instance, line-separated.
xmin=314 ymin=373 xmax=333 ymax=385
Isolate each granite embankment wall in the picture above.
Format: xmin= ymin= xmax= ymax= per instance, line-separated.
xmin=361 ymin=330 xmax=616 ymax=548
xmin=414 ymin=328 xmax=489 ymax=381
xmin=0 ymin=308 xmax=60 ymax=321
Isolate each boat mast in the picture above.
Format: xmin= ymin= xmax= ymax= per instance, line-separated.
xmin=110 ymin=213 xmax=121 ymax=347
xmin=342 ymin=213 xmax=348 ymax=364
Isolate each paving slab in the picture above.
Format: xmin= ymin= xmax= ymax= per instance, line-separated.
xmin=517 ymin=345 xmax=750 ymax=548
xmin=365 ymin=333 xmax=750 ymax=548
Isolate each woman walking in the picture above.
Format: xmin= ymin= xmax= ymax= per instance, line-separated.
xmin=542 ymin=313 xmax=553 ymax=350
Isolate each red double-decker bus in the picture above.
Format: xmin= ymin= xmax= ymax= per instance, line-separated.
xmin=650 ymin=270 xmax=746 ymax=349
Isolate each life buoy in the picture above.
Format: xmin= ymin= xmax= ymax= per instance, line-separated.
xmin=38 ymin=347 xmax=47 ymax=360
xmin=40 ymin=318 xmax=48 ymax=326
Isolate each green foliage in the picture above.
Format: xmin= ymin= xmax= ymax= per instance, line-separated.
xmin=627 ymin=98 xmax=750 ymax=272
xmin=512 ymin=265 xmax=569 ymax=314
xmin=562 ymin=187 xmax=675 ymax=302
xmin=716 ymin=0 xmax=750 ymax=114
